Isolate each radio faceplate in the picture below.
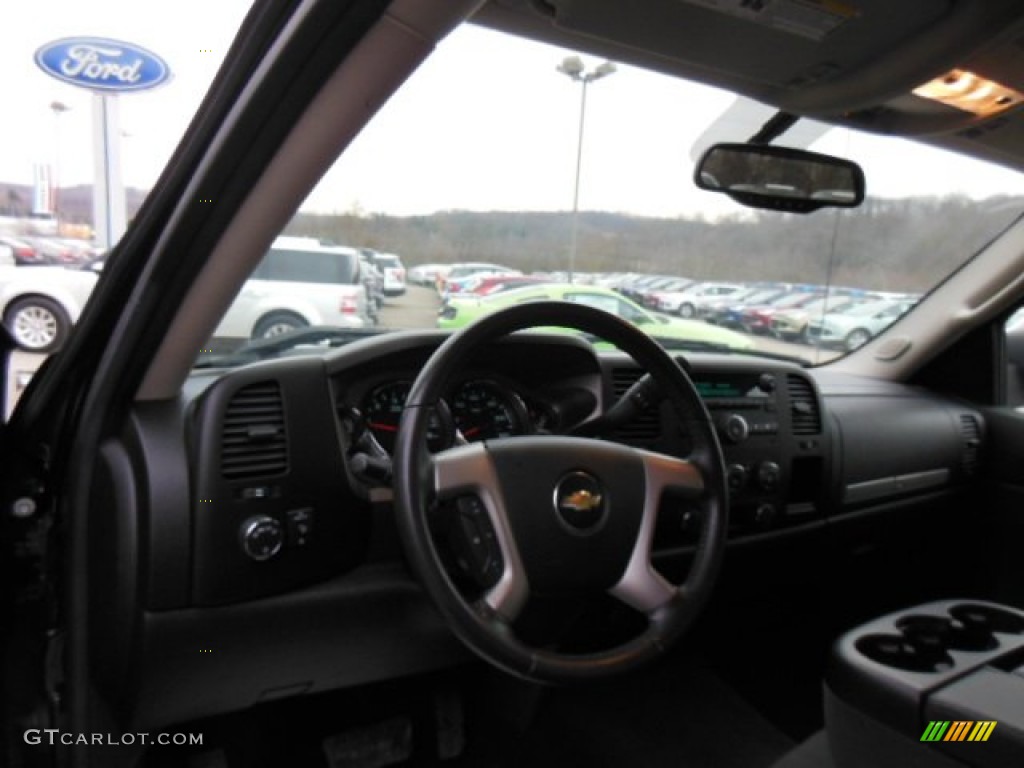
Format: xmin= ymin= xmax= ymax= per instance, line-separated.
xmin=708 ymin=383 xmax=788 ymax=531
xmin=651 ymin=363 xmax=827 ymax=549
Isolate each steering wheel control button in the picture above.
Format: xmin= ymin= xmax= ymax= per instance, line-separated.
xmin=285 ymin=507 xmax=314 ymax=547
xmin=454 ymin=496 xmax=503 ymax=587
xmin=239 ymin=515 xmax=284 ymax=561
xmin=553 ymin=471 xmax=607 ymax=534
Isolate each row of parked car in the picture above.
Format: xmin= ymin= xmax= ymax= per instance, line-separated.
xmin=0 ymin=235 xmax=105 ymax=266
xmin=435 ymin=278 xmax=755 ymax=351
xmin=599 ymin=273 xmax=920 ymax=351
xmin=406 ymin=262 xmax=919 ymax=353
xmin=0 ymin=236 xmax=407 ymax=354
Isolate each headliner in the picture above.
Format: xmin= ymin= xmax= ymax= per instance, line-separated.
xmin=473 ymin=0 xmax=1024 ymax=172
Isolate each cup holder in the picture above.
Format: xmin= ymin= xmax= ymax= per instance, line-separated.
xmin=854 ymin=605 xmax=1024 ymax=671
xmin=949 ymin=603 xmax=1024 ymax=636
xmin=897 ymin=614 xmax=998 ymax=653
xmin=856 ymin=632 xmax=954 ymax=673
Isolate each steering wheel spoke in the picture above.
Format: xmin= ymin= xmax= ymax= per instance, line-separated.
xmin=610 ymin=451 xmax=704 ymax=614
xmin=432 ymin=444 xmax=529 ymax=622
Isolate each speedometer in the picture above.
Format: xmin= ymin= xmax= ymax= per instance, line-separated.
xmin=362 ymin=381 xmax=452 ymax=453
xmin=450 ymin=380 xmax=528 ymax=441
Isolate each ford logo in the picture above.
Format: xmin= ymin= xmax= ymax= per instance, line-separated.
xmin=34 ymin=37 xmax=171 ymax=93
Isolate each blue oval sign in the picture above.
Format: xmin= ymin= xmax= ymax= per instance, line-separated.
xmin=34 ymin=37 xmax=171 ymax=93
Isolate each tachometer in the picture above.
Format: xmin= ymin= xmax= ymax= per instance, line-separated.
xmin=450 ymin=380 xmax=528 ymax=441
xmin=362 ymin=381 xmax=452 ymax=453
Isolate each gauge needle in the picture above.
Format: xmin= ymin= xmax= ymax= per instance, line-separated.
xmin=462 ymin=426 xmax=481 ymax=438
xmin=368 ymin=422 xmax=399 ymax=432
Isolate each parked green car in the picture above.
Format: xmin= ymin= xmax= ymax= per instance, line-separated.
xmin=437 ymin=283 xmax=753 ymax=350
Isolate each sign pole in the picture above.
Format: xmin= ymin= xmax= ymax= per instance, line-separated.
xmin=35 ymin=37 xmax=171 ymax=247
xmin=91 ymin=92 xmax=126 ymax=249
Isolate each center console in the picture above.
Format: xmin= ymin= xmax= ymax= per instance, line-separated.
xmin=825 ymin=600 xmax=1024 ymax=768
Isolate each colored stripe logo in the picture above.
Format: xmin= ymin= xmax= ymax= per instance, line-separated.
xmin=921 ymin=721 xmax=996 ymax=742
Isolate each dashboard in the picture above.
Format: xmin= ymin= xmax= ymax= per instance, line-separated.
xmin=87 ymin=330 xmax=987 ymax=731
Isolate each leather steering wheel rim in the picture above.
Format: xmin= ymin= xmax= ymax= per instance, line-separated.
xmin=393 ymin=301 xmax=728 ymax=683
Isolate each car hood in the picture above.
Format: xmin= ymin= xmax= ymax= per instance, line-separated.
xmin=650 ymin=315 xmax=753 ymax=349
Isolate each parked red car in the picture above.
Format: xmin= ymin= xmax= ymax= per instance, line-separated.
xmin=0 ymin=236 xmax=43 ymax=265
xmin=740 ymin=291 xmax=824 ymax=335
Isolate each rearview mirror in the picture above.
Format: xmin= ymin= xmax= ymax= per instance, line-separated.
xmin=695 ymin=143 xmax=865 ymax=214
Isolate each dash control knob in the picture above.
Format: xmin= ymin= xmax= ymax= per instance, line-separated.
xmin=240 ymin=515 xmax=284 ymax=561
xmin=726 ymin=463 xmax=748 ymax=492
xmin=754 ymin=503 xmax=777 ymax=526
xmin=758 ymin=461 xmax=781 ymax=492
xmin=721 ymin=413 xmax=750 ymax=444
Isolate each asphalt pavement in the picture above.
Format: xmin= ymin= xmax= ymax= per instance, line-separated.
xmin=376 ymin=285 xmax=442 ymax=329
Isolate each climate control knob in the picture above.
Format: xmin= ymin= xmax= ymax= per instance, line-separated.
xmin=720 ymin=413 xmax=750 ymax=444
xmin=754 ymin=503 xmax=777 ymax=526
xmin=239 ymin=515 xmax=284 ymax=561
xmin=726 ymin=463 xmax=748 ymax=492
xmin=758 ymin=461 xmax=781 ymax=491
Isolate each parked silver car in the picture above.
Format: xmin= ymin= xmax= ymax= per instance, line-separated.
xmin=217 ymin=238 xmax=370 ymax=338
xmin=0 ymin=262 xmax=96 ymax=352
xmin=805 ymin=298 xmax=917 ymax=351
xmin=2 ymin=238 xmax=370 ymax=352
xmin=657 ymin=281 xmax=746 ymax=317
xmin=370 ymin=252 xmax=407 ymax=297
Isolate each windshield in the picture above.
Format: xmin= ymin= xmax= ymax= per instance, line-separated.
xmin=6 ymin=15 xmax=1024 ymax=387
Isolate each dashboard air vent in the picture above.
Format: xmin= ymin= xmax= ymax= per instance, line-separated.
xmin=221 ymin=381 xmax=288 ymax=479
xmin=787 ymin=375 xmax=821 ymax=435
xmin=959 ymin=414 xmax=981 ymax=477
xmin=611 ymin=367 xmax=661 ymax=441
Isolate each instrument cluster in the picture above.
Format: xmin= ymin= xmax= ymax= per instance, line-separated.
xmin=360 ymin=377 xmax=534 ymax=454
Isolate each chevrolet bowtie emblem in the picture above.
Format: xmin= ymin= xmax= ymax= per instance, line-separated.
xmin=559 ymin=489 xmax=602 ymax=512
xmin=554 ymin=472 xmax=607 ymax=533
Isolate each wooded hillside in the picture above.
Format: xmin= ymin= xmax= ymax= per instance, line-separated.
xmin=286 ymin=195 xmax=1023 ymax=292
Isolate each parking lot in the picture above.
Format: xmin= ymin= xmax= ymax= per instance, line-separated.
xmin=380 ymin=283 xmax=834 ymax=362
xmin=4 ymin=283 xmax=836 ymax=417
xmin=376 ymin=284 xmax=442 ymax=329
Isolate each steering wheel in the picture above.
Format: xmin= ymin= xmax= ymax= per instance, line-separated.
xmin=393 ymin=301 xmax=728 ymax=683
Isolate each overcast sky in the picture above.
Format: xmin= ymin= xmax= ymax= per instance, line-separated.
xmin=5 ymin=1 xmax=1024 ymax=219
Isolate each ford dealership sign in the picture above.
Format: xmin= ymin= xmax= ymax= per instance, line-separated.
xmin=34 ymin=37 xmax=171 ymax=93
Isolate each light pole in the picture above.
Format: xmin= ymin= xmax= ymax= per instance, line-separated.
xmin=50 ymin=100 xmax=70 ymax=229
xmin=557 ymin=56 xmax=616 ymax=283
